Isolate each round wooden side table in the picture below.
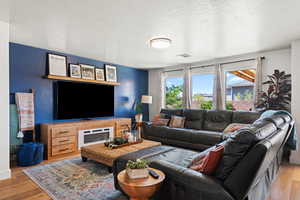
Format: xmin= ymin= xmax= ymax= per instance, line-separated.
xmin=117 ymin=168 xmax=165 ymax=200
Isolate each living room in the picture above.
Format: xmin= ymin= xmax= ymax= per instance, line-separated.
xmin=0 ymin=1 xmax=300 ymax=200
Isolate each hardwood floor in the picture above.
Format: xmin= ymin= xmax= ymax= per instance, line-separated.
xmin=268 ymin=164 xmax=300 ymax=200
xmin=0 ymin=157 xmax=299 ymax=200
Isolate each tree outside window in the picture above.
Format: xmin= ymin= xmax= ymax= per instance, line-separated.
xmin=165 ymin=77 xmax=184 ymax=109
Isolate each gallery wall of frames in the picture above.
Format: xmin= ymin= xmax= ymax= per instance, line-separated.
xmin=9 ymin=43 xmax=149 ymax=129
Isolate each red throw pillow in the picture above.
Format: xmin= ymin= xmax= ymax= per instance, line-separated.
xmin=190 ymin=145 xmax=224 ymax=175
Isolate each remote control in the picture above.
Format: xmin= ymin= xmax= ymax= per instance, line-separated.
xmin=148 ymin=169 xmax=159 ymax=179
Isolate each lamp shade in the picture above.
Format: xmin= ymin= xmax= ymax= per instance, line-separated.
xmin=141 ymin=95 xmax=152 ymax=104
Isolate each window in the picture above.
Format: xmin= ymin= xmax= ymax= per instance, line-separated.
xmin=191 ymin=73 xmax=215 ymax=109
xmin=225 ymin=69 xmax=256 ymax=111
xmin=165 ymin=76 xmax=184 ymax=109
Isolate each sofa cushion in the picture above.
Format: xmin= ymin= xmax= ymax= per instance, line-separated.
xmin=152 ymin=118 xmax=170 ymax=126
xmin=232 ymin=111 xmax=260 ymax=124
xmin=277 ymin=114 xmax=291 ymax=123
xmin=203 ymin=110 xmax=233 ymax=132
xmin=163 ymin=127 xmax=192 ymax=143
xmin=152 ymin=114 xmax=170 ymax=126
xmin=223 ymin=123 xmax=250 ymax=134
xmin=190 ymin=145 xmax=224 ymax=175
xmin=248 ymin=119 xmax=278 ymax=140
xmin=183 ymin=109 xmax=206 ymax=130
xmin=214 ymin=129 xmax=259 ymax=181
xmin=263 ymin=115 xmax=285 ymax=128
xmin=160 ymin=109 xmax=184 ymax=119
xmin=143 ymin=124 xmax=169 ymax=138
xmin=169 ymin=115 xmax=185 ymax=128
xmin=214 ymin=120 xmax=277 ymax=181
xmin=153 ymin=148 xmax=198 ymax=168
xmin=190 ymin=130 xmax=223 ymax=146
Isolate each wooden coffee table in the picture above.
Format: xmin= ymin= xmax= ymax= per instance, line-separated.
xmin=80 ymin=140 xmax=161 ymax=171
xmin=118 ymin=168 xmax=165 ymax=200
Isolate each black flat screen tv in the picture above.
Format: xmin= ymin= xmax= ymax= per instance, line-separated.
xmin=55 ymin=81 xmax=114 ymax=120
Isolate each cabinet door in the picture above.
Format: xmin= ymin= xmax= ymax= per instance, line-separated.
xmin=52 ymin=127 xmax=77 ymax=138
xmin=52 ymin=136 xmax=76 ymax=146
xmin=52 ymin=143 xmax=76 ymax=156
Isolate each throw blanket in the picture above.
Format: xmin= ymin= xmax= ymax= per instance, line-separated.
xmin=259 ymin=110 xmax=297 ymax=150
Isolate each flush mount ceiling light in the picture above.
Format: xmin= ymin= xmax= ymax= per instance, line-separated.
xmin=150 ymin=38 xmax=172 ymax=49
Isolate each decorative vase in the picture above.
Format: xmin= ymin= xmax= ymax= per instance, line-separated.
xmin=135 ymin=113 xmax=143 ymax=122
xmin=126 ymin=168 xmax=149 ymax=179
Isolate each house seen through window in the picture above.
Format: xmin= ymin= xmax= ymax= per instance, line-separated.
xmin=225 ymin=69 xmax=256 ymax=111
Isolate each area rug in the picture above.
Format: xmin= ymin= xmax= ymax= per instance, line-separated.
xmin=23 ymin=158 xmax=127 ymax=200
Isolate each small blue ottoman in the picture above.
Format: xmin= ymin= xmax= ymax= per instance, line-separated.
xmin=17 ymin=142 xmax=44 ymax=166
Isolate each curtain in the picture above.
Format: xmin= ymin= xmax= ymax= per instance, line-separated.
xmin=148 ymin=69 xmax=164 ymax=120
xmin=184 ymin=66 xmax=192 ymax=108
xmin=213 ymin=64 xmax=225 ymax=110
xmin=254 ymin=57 xmax=263 ymax=107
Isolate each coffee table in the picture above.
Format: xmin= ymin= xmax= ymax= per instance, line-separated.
xmin=81 ymin=139 xmax=161 ymax=171
xmin=117 ymin=168 xmax=165 ymax=200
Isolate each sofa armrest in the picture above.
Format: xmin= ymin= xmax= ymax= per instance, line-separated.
xmin=141 ymin=121 xmax=152 ymax=138
xmin=143 ymin=121 xmax=152 ymax=126
xmin=150 ymin=160 xmax=234 ymax=200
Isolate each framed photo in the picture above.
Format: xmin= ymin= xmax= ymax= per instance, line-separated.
xmin=95 ymin=68 xmax=105 ymax=81
xmin=105 ymin=65 xmax=117 ymax=82
xmin=69 ymin=64 xmax=81 ymax=78
xmin=80 ymin=64 xmax=95 ymax=80
xmin=47 ymin=53 xmax=67 ymax=76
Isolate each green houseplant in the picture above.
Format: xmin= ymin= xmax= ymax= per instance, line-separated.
xmin=134 ymin=100 xmax=143 ymax=122
xmin=126 ymin=159 xmax=148 ymax=179
xmin=256 ymin=70 xmax=291 ymax=111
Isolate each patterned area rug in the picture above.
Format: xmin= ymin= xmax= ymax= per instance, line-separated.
xmin=23 ymin=158 xmax=127 ymax=200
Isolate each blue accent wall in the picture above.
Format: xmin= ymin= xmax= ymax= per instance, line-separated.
xmin=9 ymin=43 xmax=149 ymax=128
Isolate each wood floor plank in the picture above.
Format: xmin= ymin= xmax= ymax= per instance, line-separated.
xmin=290 ymin=181 xmax=300 ymax=200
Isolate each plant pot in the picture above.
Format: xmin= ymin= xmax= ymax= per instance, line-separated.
xmin=126 ymin=168 xmax=149 ymax=179
xmin=135 ymin=113 xmax=143 ymax=123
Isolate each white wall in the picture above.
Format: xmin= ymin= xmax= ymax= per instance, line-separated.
xmin=0 ymin=21 xmax=10 ymax=180
xmin=148 ymin=48 xmax=291 ymax=119
xmin=290 ymin=40 xmax=300 ymax=165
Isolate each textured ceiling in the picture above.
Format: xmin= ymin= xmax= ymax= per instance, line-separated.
xmin=1 ymin=0 xmax=300 ymax=68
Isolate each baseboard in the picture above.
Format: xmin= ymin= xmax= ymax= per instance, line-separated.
xmin=0 ymin=168 xmax=11 ymax=180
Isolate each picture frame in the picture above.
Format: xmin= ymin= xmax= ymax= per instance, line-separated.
xmin=80 ymin=64 xmax=95 ymax=80
xmin=47 ymin=53 xmax=67 ymax=76
xmin=105 ymin=65 xmax=117 ymax=82
xmin=69 ymin=64 xmax=81 ymax=78
xmin=95 ymin=68 xmax=105 ymax=81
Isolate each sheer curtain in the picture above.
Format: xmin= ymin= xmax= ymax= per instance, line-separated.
xmin=184 ymin=67 xmax=192 ymax=108
xmin=254 ymin=57 xmax=263 ymax=107
xmin=148 ymin=69 xmax=165 ymax=120
xmin=213 ymin=64 xmax=225 ymax=110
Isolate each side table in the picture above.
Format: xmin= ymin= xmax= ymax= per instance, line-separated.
xmin=117 ymin=168 xmax=165 ymax=200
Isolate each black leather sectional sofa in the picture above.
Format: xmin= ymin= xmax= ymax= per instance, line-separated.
xmin=142 ymin=109 xmax=261 ymax=151
xmin=113 ymin=109 xmax=294 ymax=200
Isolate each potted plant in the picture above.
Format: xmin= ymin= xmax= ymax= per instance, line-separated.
xmin=126 ymin=159 xmax=148 ymax=179
xmin=256 ymin=69 xmax=291 ymax=111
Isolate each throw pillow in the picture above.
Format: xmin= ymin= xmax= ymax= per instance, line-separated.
xmin=223 ymin=123 xmax=250 ymax=134
xmin=152 ymin=118 xmax=170 ymax=126
xmin=190 ymin=145 xmax=224 ymax=175
xmin=169 ymin=115 xmax=185 ymax=128
xmin=152 ymin=114 xmax=161 ymax=122
xmin=152 ymin=114 xmax=169 ymax=126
